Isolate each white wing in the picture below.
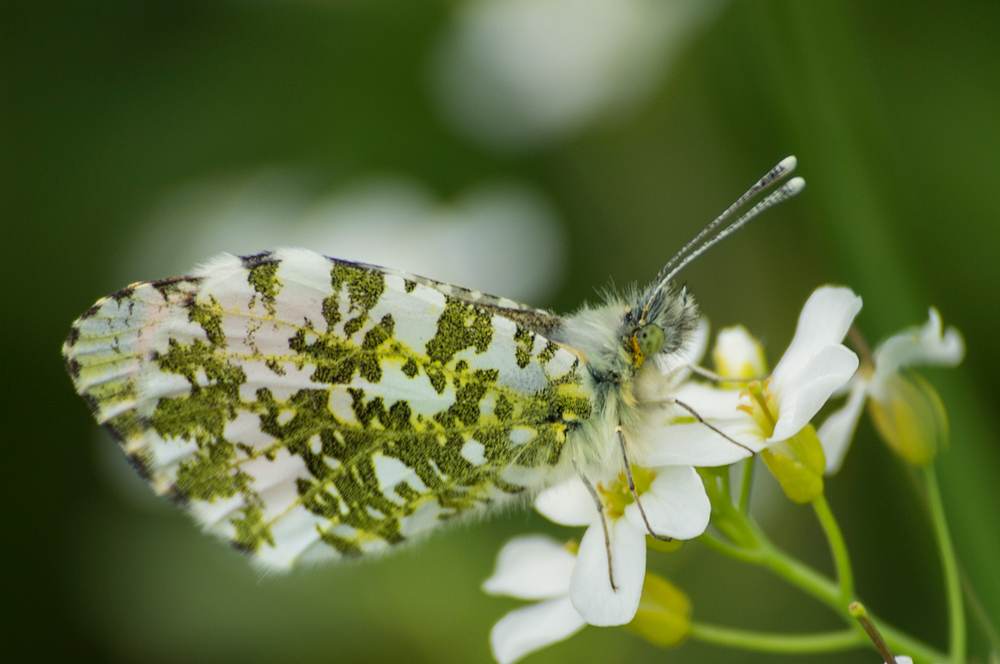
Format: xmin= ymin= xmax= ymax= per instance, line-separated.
xmin=64 ymin=248 xmax=591 ymax=569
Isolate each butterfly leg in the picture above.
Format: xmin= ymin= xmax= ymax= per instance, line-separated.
xmin=578 ymin=472 xmax=617 ymax=592
xmin=616 ymin=426 xmax=672 ymax=543
xmin=670 ymin=397 xmax=755 ymax=455
xmin=686 ymin=364 xmax=763 ymax=384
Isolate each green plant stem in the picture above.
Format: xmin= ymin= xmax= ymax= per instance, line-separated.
xmin=689 ymin=623 xmax=863 ymax=653
xmin=924 ymin=464 xmax=967 ymax=664
xmin=700 ymin=520 xmax=949 ymax=663
xmin=813 ymin=494 xmax=855 ymax=605
xmin=757 ymin=537 xmax=842 ymax=607
xmin=698 ymin=532 xmax=764 ymax=564
xmin=738 ymin=457 xmax=755 ymax=514
xmin=961 ymin=566 xmax=1000 ymax=656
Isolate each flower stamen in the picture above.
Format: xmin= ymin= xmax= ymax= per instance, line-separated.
xmin=745 ymin=379 xmax=778 ymax=436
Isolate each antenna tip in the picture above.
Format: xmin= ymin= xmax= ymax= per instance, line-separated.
xmin=784 ymin=176 xmax=806 ymax=196
xmin=777 ymin=155 xmax=798 ymax=172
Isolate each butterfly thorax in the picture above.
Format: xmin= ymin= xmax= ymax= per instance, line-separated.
xmin=549 ymin=282 xmax=699 ymax=481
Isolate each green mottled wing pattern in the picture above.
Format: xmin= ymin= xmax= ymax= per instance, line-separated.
xmin=63 ymin=248 xmax=591 ymax=569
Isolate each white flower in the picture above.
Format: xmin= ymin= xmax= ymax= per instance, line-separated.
xmin=818 ymin=308 xmax=964 ymax=472
xmin=534 ymin=465 xmax=710 ymax=627
xmin=482 ymin=535 xmax=587 ymax=664
xmin=644 ymin=286 xmax=863 ymax=467
xmin=523 ymin=317 xmax=715 ymax=627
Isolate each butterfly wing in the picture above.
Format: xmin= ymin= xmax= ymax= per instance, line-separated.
xmin=366 ymin=262 xmax=567 ymax=339
xmin=63 ymin=247 xmax=591 ymax=569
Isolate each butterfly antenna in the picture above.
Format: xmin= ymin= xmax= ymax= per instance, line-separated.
xmin=662 ymin=175 xmax=805 ymax=284
xmin=646 ymin=157 xmax=804 ymax=304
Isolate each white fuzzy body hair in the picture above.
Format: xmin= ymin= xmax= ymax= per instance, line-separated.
xmin=549 ymin=282 xmax=700 ymax=482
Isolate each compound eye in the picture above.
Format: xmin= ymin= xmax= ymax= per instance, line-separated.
xmin=635 ymin=324 xmax=665 ymax=358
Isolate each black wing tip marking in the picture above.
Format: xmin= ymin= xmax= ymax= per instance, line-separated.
xmin=125 ymin=451 xmax=154 ymax=482
xmin=111 ymin=285 xmax=136 ymax=303
xmin=64 ymin=356 xmax=82 ymax=380
xmin=74 ymin=275 xmax=206 ymax=323
xmin=230 ymin=540 xmax=256 ymax=555
xmin=164 ymin=485 xmax=190 ymax=508
xmin=240 ymin=251 xmax=277 ymax=269
xmin=77 ymin=300 xmax=104 ymax=322
xmin=64 ymin=323 xmax=81 ymax=349
xmin=62 ymin=325 xmax=83 ymax=379
xmin=81 ymin=392 xmax=102 ymax=417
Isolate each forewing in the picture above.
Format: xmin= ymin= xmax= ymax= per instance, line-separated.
xmin=358 ymin=260 xmax=566 ymax=338
xmin=63 ymin=248 xmax=591 ymax=570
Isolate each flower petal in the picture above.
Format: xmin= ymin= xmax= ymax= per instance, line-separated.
xmin=643 ymin=418 xmax=764 ymax=467
xmin=668 ymin=382 xmax=746 ymax=419
xmin=870 ymin=308 xmax=965 ymax=399
xmin=534 ymin=476 xmax=596 ymax=527
xmin=482 ymin=535 xmax=576 ymax=599
xmin=570 ymin=517 xmax=645 ymax=626
xmin=624 ymin=466 xmax=710 ymax=539
xmin=817 ymin=379 xmax=869 ymax=475
xmin=489 ymin=596 xmax=586 ymax=664
xmin=772 ymin=286 xmax=862 ymax=391
xmin=771 ymin=345 xmax=860 ymax=442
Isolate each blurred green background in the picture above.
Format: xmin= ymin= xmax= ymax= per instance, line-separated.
xmin=4 ymin=1 xmax=999 ymax=662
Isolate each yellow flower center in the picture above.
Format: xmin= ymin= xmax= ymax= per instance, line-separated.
xmin=598 ymin=466 xmax=656 ymax=518
xmin=737 ymin=379 xmax=778 ymax=436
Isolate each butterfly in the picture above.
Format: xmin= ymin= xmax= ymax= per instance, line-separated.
xmin=63 ymin=157 xmax=803 ymax=570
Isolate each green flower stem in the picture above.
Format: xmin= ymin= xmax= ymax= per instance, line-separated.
xmin=700 ymin=513 xmax=949 ymax=663
xmin=813 ymin=494 xmax=856 ymax=604
xmin=720 ymin=462 xmax=732 ymax=500
xmin=756 ymin=537 xmax=843 ymax=607
xmin=688 ymin=623 xmax=863 ymax=653
xmin=756 ymin=529 xmax=947 ymax=664
xmin=924 ymin=464 xmax=966 ymax=664
xmin=738 ymin=457 xmax=755 ymax=514
xmin=961 ymin=566 xmax=1000 ymax=656
xmin=698 ymin=532 xmax=764 ymax=565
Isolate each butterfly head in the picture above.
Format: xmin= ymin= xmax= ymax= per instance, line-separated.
xmin=622 ymin=282 xmax=699 ymax=369
xmin=621 ymin=156 xmax=805 ymax=369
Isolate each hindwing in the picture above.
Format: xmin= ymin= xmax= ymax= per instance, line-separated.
xmin=63 ymin=248 xmax=592 ymax=569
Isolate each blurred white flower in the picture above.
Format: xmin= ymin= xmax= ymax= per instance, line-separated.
xmin=431 ymin=0 xmax=726 ymax=152
xmin=482 ymin=535 xmax=586 ymax=664
xmin=818 ymin=308 xmax=964 ymax=472
xmin=125 ymin=170 xmax=567 ymax=304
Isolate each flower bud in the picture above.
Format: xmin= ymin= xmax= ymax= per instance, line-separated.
xmin=867 ymin=371 xmax=947 ymax=467
xmin=760 ymin=424 xmax=826 ymax=503
xmin=713 ymin=326 xmax=768 ymax=387
xmin=626 ymin=573 xmax=691 ymax=647
xmin=646 ymin=536 xmax=683 ymax=553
